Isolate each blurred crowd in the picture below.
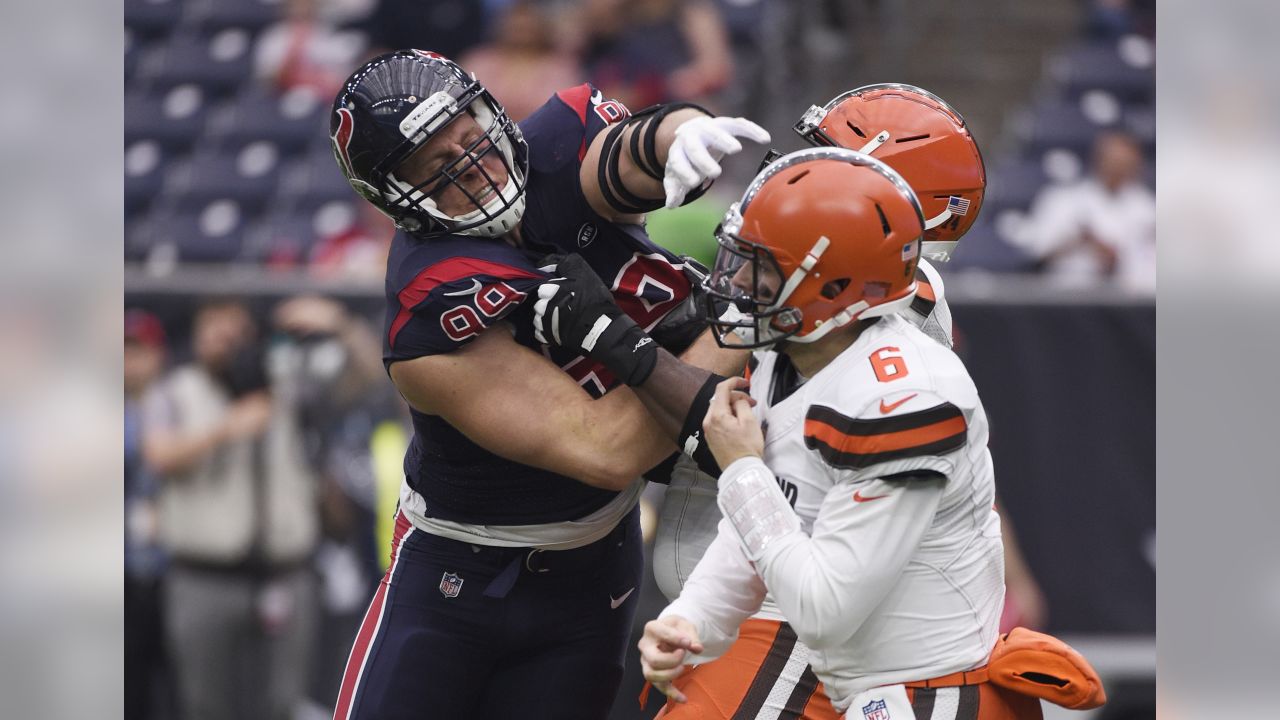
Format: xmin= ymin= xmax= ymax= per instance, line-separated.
xmin=125 ymin=299 xmax=403 ymax=720
xmin=126 ymin=0 xmax=1157 ymax=292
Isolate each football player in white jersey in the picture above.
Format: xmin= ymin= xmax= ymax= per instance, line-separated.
xmin=637 ymin=147 xmax=1106 ymax=719
xmin=654 ymin=85 xmax=984 ymax=612
xmin=531 ymin=145 xmax=1105 ymax=719
xmin=529 ymin=95 xmax=1100 ymax=717
xmin=648 ymin=85 xmax=1001 ymax=718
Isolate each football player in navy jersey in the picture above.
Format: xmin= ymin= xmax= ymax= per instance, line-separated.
xmin=326 ymin=50 xmax=766 ymax=719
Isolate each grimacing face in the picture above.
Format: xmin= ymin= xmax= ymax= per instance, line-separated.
xmin=398 ymin=113 xmax=510 ymax=218
xmin=731 ymin=253 xmax=783 ymax=305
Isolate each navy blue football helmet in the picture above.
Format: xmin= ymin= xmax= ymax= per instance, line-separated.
xmin=330 ymin=50 xmax=528 ymax=238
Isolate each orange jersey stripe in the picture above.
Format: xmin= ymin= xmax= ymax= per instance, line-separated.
xmin=805 ymin=414 xmax=966 ymax=456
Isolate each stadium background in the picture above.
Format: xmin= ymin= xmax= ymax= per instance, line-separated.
xmin=123 ymin=0 xmax=1156 ymax=718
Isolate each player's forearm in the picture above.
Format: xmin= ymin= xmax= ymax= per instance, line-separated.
xmin=717 ymin=458 xmax=943 ymax=651
xmin=563 ymin=387 xmax=681 ymax=487
xmin=661 ymin=521 xmax=767 ymax=661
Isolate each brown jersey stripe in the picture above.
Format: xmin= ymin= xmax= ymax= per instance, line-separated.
xmin=805 ymin=429 xmax=967 ymax=470
xmin=807 ymin=402 xmax=963 ymax=437
xmin=778 ymin=665 xmax=821 ymax=719
xmin=805 ymin=413 xmax=966 ymax=456
xmin=731 ymin=622 xmax=800 ymax=720
xmin=911 ymin=687 xmax=938 ymax=718
xmin=956 ymin=684 xmax=980 ymax=720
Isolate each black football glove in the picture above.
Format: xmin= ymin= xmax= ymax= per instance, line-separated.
xmin=533 ymin=254 xmax=658 ymax=386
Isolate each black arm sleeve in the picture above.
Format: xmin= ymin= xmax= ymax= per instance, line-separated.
xmin=675 ymin=374 xmax=724 ymax=478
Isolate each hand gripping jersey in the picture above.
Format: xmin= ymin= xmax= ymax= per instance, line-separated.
xmin=382 ymin=84 xmax=691 ymax=545
xmin=653 ymin=259 xmax=951 ymax=599
xmin=663 ymin=314 xmax=1004 ymax=712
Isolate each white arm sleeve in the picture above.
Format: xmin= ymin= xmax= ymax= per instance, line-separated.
xmin=750 ymin=470 xmax=946 ymax=652
xmin=661 ymin=517 xmax=768 ymax=662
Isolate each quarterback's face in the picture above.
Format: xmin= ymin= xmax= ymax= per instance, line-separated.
xmin=399 ymin=113 xmax=509 ymax=218
xmin=730 ymin=258 xmax=782 ymax=306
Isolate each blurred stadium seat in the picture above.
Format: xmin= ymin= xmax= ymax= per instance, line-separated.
xmin=205 ymin=88 xmax=326 ymax=156
xmin=147 ymin=29 xmax=256 ymax=97
xmin=124 ymin=0 xmax=185 ymax=39
xmin=167 ymin=145 xmax=283 ymax=215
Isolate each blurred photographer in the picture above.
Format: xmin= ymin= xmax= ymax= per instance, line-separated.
xmin=141 ymin=296 xmax=374 ymax=720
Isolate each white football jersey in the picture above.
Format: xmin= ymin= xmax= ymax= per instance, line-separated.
xmin=652 ymin=259 xmax=952 ymax=601
xmin=662 ymin=313 xmax=1004 ymax=712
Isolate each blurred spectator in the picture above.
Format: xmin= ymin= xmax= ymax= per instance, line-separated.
xmin=460 ymin=1 xmax=584 ymax=121
xmin=268 ymin=297 xmax=400 ymax=710
xmin=307 ymin=200 xmax=396 ymax=281
xmin=139 ymin=299 xmax=334 ymax=720
xmin=363 ymin=0 xmax=489 ymax=61
xmin=124 ymin=310 xmax=172 ymax=720
xmin=255 ymin=0 xmax=374 ymax=97
xmin=1014 ymin=131 xmax=1155 ymax=292
xmin=582 ymin=0 xmax=733 ymax=109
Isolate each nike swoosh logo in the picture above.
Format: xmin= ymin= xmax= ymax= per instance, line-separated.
xmin=442 ymin=278 xmax=485 ymax=297
xmin=853 ymin=490 xmax=890 ymax=503
xmin=610 ymin=587 xmax=635 ymax=609
xmin=879 ymin=393 xmax=918 ymax=414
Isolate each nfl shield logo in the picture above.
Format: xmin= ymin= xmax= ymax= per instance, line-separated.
xmin=861 ymin=699 xmax=890 ymax=720
xmin=439 ymin=572 xmax=464 ymax=598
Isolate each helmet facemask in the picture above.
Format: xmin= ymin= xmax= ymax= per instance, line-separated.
xmin=705 ymin=217 xmax=806 ymax=350
xmin=706 ymin=148 xmax=926 ymax=350
xmin=376 ymin=85 xmax=527 ymax=238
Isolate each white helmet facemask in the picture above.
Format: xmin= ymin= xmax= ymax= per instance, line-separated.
xmin=384 ymin=90 xmax=527 ymax=237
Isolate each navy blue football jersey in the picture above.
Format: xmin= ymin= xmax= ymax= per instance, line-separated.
xmin=518 ymin=84 xmax=692 ymax=395
xmin=382 ymin=84 xmax=692 ymax=526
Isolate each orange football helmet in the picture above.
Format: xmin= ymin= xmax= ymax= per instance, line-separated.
xmin=707 ymin=147 xmax=925 ymax=348
xmin=793 ymin=83 xmax=985 ymax=262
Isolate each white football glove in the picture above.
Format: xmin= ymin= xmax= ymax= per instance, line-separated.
xmin=664 ymin=116 xmax=770 ymax=209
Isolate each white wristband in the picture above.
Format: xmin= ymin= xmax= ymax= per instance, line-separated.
xmin=716 ymin=457 xmax=800 ymax=559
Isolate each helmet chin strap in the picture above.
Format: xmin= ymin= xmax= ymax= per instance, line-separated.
xmin=790 ymin=283 xmax=919 ymax=344
xmin=924 ymin=208 xmax=952 ymax=230
xmin=742 ymin=235 xmax=830 ymax=347
xmin=773 ymin=235 xmax=830 ymax=310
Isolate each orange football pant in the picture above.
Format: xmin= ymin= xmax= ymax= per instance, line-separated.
xmin=653 ymin=619 xmax=1043 ymax=719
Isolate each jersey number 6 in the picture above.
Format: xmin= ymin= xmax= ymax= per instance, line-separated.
xmin=870 ymin=346 xmax=910 ymax=383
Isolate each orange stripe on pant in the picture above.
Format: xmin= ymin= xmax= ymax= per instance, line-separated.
xmin=654 ymin=619 xmax=841 ymax=720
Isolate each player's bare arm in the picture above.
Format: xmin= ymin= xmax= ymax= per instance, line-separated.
xmin=534 ymin=254 xmax=743 ymax=475
xmin=389 ymin=324 xmax=680 ymax=491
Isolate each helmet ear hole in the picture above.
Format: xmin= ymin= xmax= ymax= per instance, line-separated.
xmin=820 ymin=278 xmax=850 ymax=300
